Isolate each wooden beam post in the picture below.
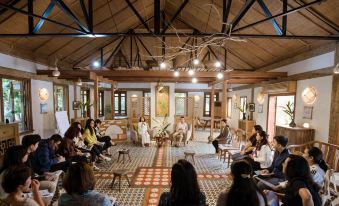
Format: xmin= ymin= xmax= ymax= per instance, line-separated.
xmin=74 ymin=83 xmax=78 ymax=119
xmin=111 ymin=83 xmax=115 ymax=119
xmin=222 ymin=80 xmax=228 ymax=119
xmin=250 ymin=87 xmax=254 ymax=120
xmin=93 ymin=76 xmax=98 ymax=119
xmin=329 ymin=42 xmax=339 ymax=144
xmin=210 ymin=84 xmax=215 ymax=137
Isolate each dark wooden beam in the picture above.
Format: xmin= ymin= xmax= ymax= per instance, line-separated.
xmin=27 ymin=0 xmax=33 ymax=34
xmin=32 ymin=1 xmax=56 ymax=33
xmin=282 ymin=0 xmax=287 ymax=35
xmin=257 ymin=0 xmax=283 ymax=35
xmin=136 ymin=37 xmax=157 ymax=63
xmin=125 ymin=0 xmax=152 ymax=33
xmin=104 ymin=36 xmax=126 ymax=66
xmin=154 ymin=0 xmax=161 ymax=34
xmin=229 ymin=0 xmax=256 ymax=31
xmin=221 ymin=0 xmax=232 ymax=33
xmin=162 ymin=0 xmax=189 ymax=33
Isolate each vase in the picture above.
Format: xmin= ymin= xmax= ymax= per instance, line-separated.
xmin=242 ymin=113 xmax=246 ymax=120
xmin=289 ymin=118 xmax=296 ymax=127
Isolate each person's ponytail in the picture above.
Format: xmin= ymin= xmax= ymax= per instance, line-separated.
xmin=318 ymin=159 xmax=328 ymax=172
xmin=308 ymin=147 xmax=328 ymax=172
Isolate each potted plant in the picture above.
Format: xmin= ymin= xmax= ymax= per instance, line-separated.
xmin=152 ymin=115 xmax=171 ymax=147
xmin=237 ymin=102 xmax=248 ymax=120
xmin=280 ymin=101 xmax=296 ymax=127
xmin=79 ymin=101 xmax=93 ymax=118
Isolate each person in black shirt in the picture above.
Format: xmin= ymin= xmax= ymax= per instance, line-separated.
xmin=258 ymin=136 xmax=290 ymax=190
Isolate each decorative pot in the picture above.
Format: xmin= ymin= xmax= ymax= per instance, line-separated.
xmin=242 ymin=113 xmax=246 ymax=120
xmin=289 ymin=118 xmax=296 ymax=127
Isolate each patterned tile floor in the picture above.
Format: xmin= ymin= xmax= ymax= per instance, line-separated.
xmin=95 ymin=140 xmax=231 ymax=206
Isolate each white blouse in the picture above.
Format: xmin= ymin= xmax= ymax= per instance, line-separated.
xmin=254 ymin=144 xmax=273 ymax=169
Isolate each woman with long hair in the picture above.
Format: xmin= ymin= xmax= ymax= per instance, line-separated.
xmin=303 ymin=147 xmax=328 ymax=187
xmin=94 ymin=119 xmax=116 ymax=147
xmin=83 ymin=119 xmax=111 ymax=169
xmin=158 ymin=159 xmax=206 ymax=206
xmin=251 ymin=131 xmax=273 ymax=170
xmin=138 ymin=116 xmax=151 ymax=147
xmin=217 ymin=160 xmax=267 ymax=206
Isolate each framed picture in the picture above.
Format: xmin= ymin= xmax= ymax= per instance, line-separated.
xmin=303 ymin=106 xmax=313 ymax=119
xmin=155 ymin=86 xmax=169 ymax=117
xmin=73 ymin=101 xmax=80 ymax=110
xmin=258 ymin=105 xmax=263 ymax=113
xmin=233 ymin=102 xmax=238 ymax=109
xmin=40 ymin=103 xmax=48 ymax=114
xmin=249 ymin=103 xmax=255 ymax=112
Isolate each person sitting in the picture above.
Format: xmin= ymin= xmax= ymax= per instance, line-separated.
xmin=217 ymin=160 xmax=267 ymax=206
xmin=138 ymin=116 xmax=151 ymax=147
xmin=94 ymin=119 xmax=117 ymax=147
xmin=83 ymin=119 xmax=111 ymax=165
xmin=32 ymin=134 xmax=67 ymax=175
xmin=265 ymin=155 xmax=322 ymax=206
xmin=2 ymin=165 xmax=44 ymax=206
xmin=212 ymin=119 xmax=230 ymax=154
xmin=158 ymin=159 xmax=206 ymax=206
xmin=303 ymin=147 xmax=328 ymax=187
xmin=58 ymin=162 xmax=118 ymax=206
xmin=172 ymin=116 xmax=188 ymax=147
xmin=257 ymin=136 xmax=290 ymax=190
xmin=251 ymin=131 xmax=273 ymax=170
xmin=0 ymin=145 xmax=29 ymax=200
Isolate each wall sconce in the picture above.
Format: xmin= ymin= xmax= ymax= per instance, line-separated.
xmin=303 ymin=123 xmax=310 ymax=128
xmin=301 ymin=86 xmax=317 ymax=105
xmin=131 ymin=94 xmax=138 ymax=98
xmin=257 ymin=90 xmax=265 ymax=104
xmin=38 ymin=88 xmax=49 ymax=102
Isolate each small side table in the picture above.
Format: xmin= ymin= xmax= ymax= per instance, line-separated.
xmin=117 ymin=149 xmax=131 ymax=164
xmin=184 ymin=151 xmax=196 ymax=165
xmin=111 ymin=169 xmax=131 ymax=192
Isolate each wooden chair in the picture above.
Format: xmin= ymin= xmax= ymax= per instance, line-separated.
xmin=224 ymin=129 xmax=246 ymax=167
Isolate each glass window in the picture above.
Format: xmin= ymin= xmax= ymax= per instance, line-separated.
xmin=114 ymin=91 xmax=127 ymax=116
xmin=1 ymin=78 xmax=32 ymax=132
xmin=276 ymin=95 xmax=295 ymax=126
xmin=204 ymin=92 xmax=219 ymax=117
xmin=239 ymin=96 xmax=247 ymax=119
xmin=143 ymin=92 xmax=151 ymax=116
xmin=227 ymin=97 xmax=232 ymax=118
xmin=54 ymin=85 xmax=68 ymax=112
xmin=99 ymin=91 xmax=104 ymax=117
xmin=175 ymin=93 xmax=187 ymax=116
xmin=80 ymin=88 xmax=90 ymax=117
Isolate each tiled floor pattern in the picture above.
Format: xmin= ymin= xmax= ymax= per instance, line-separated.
xmin=95 ymin=141 xmax=231 ymax=206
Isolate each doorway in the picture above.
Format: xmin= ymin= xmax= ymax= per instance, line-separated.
xmin=267 ymin=94 xmax=295 ymax=141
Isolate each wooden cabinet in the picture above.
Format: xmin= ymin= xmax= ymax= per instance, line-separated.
xmin=275 ymin=125 xmax=315 ymax=145
xmin=0 ymin=123 xmax=19 ymax=164
xmin=238 ymin=120 xmax=255 ymax=138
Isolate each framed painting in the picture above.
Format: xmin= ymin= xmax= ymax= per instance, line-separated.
xmin=303 ymin=106 xmax=313 ymax=119
xmin=156 ymin=86 xmax=169 ymax=117
xmin=258 ymin=105 xmax=263 ymax=113
xmin=72 ymin=101 xmax=80 ymax=110
xmin=249 ymin=103 xmax=255 ymax=112
xmin=40 ymin=103 xmax=48 ymax=114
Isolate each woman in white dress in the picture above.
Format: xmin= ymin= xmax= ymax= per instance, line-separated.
xmin=138 ymin=116 xmax=151 ymax=147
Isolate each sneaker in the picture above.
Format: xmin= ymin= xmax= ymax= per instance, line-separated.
xmin=93 ymin=165 xmax=100 ymax=171
xmin=102 ymin=156 xmax=111 ymax=161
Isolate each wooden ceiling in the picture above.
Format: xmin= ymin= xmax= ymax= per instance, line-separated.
xmin=0 ymin=0 xmax=338 ymax=83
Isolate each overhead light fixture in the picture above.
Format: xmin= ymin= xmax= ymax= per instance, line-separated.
xmin=193 ymin=59 xmax=199 ymax=65
xmin=160 ymin=62 xmax=166 ymax=69
xmin=334 ymin=63 xmax=339 ymax=74
xmin=217 ymin=72 xmax=224 ymax=79
xmin=52 ymin=67 xmax=60 ymax=77
xmin=215 ymin=61 xmax=221 ymax=68
xmin=227 ymin=88 xmax=233 ymax=92
xmin=188 ymin=69 xmax=195 ymax=76
xmin=174 ymin=71 xmax=179 ymax=77
xmin=257 ymin=90 xmax=265 ymax=104
xmin=192 ymin=78 xmax=198 ymax=83
xmin=76 ymin=78 xmax=82 ymax=86
xmin=93 ymin=61 xmax=100 ymax=68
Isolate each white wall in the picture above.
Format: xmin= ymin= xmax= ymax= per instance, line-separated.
xmin=31 ymin=79 xmax=56 ymax=138
xmin=252 ymin=87 xmax=268 ymax=131
xmin=226 ymin=89 xmax=252 ymax=129
xmin=295 ymin=76 xmax=333 ymax=142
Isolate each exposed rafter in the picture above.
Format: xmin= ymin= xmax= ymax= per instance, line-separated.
xmin=162 ymin=0 xmax=189 ymax=34
xmin=221 ymin=0 xmax=232 ymax=33
xmin=125 ymin=0 xmax=152 ymax=33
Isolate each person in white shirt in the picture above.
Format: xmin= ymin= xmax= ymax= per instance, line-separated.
xmin=252 ymin=131 xmax=273 ymax=170
xmin=172 ymin=116 xmax=188 ymax=147
xmin=303 ymin=147 xmax=328 ymax=187
xmin=138 ymin=116 xmax=151 ymax=147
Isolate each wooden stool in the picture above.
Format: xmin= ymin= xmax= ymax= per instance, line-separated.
xmin=184 ymin=151 xmax=196 ymax=165
xmin=218 ymin=145 xmax=228 ymax=162
xmin=110 ymin=169 xmax=131 ymax=192
xmin=117 ymin=149 xmax=131 ymax=164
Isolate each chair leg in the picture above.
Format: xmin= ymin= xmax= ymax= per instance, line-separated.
xmin=122 ymin=154 xmax=125 ymax=164
xmin=118 ymin=175 xmax=121 ymax=192
xmin=128 ymin=153 xmax=131 ymax=162
xmin=192 ymin=156 xmax=195 ymax=165
xmin=111 ymin=175 xmax=116 ymax=189
xmin=117 ymin=154 xmax=121 ymax=163
xmin=227 ymin=152 xmax=231 ymax=168
xmin=125 ymin=175 xmax=131 ymax=187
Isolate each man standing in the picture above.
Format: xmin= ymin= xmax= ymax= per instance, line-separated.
xmin=212 ymin=119 xmax=229 ymax=153
xmin=173 ymin=116 xmax=188 ymax=147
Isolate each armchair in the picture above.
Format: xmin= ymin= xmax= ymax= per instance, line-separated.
xmin=170 ymin=123 xmax=192 ymax=146
xmin=130 ymin=123 xmax=154 ymax=146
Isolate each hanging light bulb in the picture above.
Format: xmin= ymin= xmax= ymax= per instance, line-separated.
xmin=192 ymin=78 xmax=198 ymax=83
xmin=193 ymin=59 xmax=199 ymax=65
xmin=334 ymin=63 xmax=339 ymax=74
xmin=160 ymin=62 xmax=166 ymax=69
xmin=52 ymin=67 xmax=60 ymax=77
xmin=174 ymin=71 xmax=179 ymax=77
xmin=188 ymin=69 xmax=195 ymax=76
xmin=215 ymin=61 xmax=221 ymax=68
xmin=93 ymin=61 xmax=100 ymax=68
xmin=76 ymin=78 xmax=82 ymax=86
xmin=217 ymin=72 xmax=224 ymax=79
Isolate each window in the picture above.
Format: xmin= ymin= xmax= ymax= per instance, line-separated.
xmin=227 ymin=97 xmax=232 ymax=118
xmin=0 ymin=77 xmax=32 ymax=132
xmin=114 ymin=91 xmax=126 ymax=116
xmin=175 ymin=93 xmax=187 ymax=116
xmin=99 ymin=91 xmax=104 ymax=117
xmin=239 ymin=96 xmax=247 ymax=119
xmin=203 ymin=92 xmax=219 ymax=117
xmin=80 ymin=88 xmax=90 ymax=117
xmin=54 ymin=84 xmax=68 ymax=112
xmin=143 ymin=92 xmax=151 ymax=116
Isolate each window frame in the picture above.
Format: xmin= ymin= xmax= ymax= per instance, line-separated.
xmin=227 ymin=97 xmax=232 ymax=118
xmin=143 ymin=91 xmax=151 ymax=116
xmin=99 ymin=90 xmax=104 ymax=117
xmin=114 ymin=91 xmax=127 ymax=116
xmin=203 ymin=92 xmax=219 ymax=117
xmin=175 ymin=92 xmax=188 ymax=116
xmin=239 ymin=96 xmax=247 ymax=119
xmin=80 ymin=88 xmax=90 ymax=117
xmin=0 ymin=75 xmax=33 ymax=134
xmin=53 ymin=83 xmax=69 ymax=114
